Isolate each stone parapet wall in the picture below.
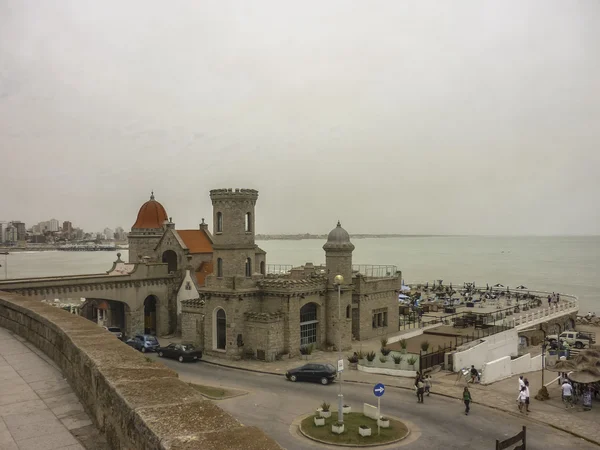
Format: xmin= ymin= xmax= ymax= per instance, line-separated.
xmin=0 ymin=291 xmax=281 ymax=450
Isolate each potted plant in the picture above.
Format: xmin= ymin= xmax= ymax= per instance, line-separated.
xmin=392 ymin=354 xmax=403 ymax=367
xmin=358 ymin=425 xmax=372 ymax=437
xmin=300 ymin=343 xmax=314 ymax=360
xmin=420 ymin=340 xmax=430 ymax=352
xmin=356 ymin=350 xmax=364 ymax=361
xmin=314 ymin=415 xmax=325 ymax=427
xmin=366 ymin=351 xmax=376 ymax=366
xmin=319 ymin=402 xmax=331 ymax=418
xmin=379 ymin=355 xmax=388 ymax=363
xmin=378 ymin=416 xmax=390 ymax=428
xmin=332 ymin=421 xmax=345 ymax=434
xmin=407 ymin=356 xmax=417 ymax=370
xmin=343 ymin=404 xmax=351 ymax=414
xmin=399 ymin=339 xmax=407 ymax=354
xmin=347 ymin=354 xmax=359 ymax=369
xmin=381 ymin=347 xmax=391 ymax=356
xmin=380 ymin=337 xmax=388 ymax=348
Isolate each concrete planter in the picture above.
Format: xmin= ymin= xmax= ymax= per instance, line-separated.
xmin=314 ymin=416 xmax=325 ymax=427
xmin=320 ymin=410 xmax=331 ymax=418
xmin=332 ymin=423 xmax=345 ymax=435
xmin=342 ymin=405 xmax=351 ymax=414
xmin=348 ymin=362 xmax=358 ymax=370
xmin=378 ymin=418 xmax=390 ymax=429
xmin=359 ymin=426 xmax=372 ymax=437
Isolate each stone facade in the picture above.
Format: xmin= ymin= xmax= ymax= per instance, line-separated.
xmin=518 ymin=312 xmax=578 ymax=347
xmin=179 ymin=189 xmax=402 ymax=360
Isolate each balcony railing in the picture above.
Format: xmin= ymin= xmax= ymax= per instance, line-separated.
xmin=352 ymin=265 xmax=397 ymax=278
xmin=265 ymin=264 xmax=293 ymax=275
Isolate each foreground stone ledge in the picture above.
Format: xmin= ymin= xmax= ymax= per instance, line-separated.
xmin=0 ymin=291 xmax=282 ymax=450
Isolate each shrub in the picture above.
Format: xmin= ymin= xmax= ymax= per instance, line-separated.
xmin=321 ymin=402 xmax=330 ymax=412
xmin=356 ymin=350 xmax=364 ymax=360
xmin=392 ymin=354 xmax=403 ymax=364
xmin=421 ymin=341 xmax=430 ymax=352
xmin=359 ymin=425 xmax=370 ymax=430
xmin=334 ymin=421 xmax=344 ymax=427
xmin=380 ymin=347 xmax=392 ymax=356
xmin=366 ymin=351 xmax=376 ymax=362
xmin=300 ymin=344 xmax=314 ymax=355
xmin=399 ymin=339 xmax=407 ymax=349
xmin=407 ymin=356 xmax=417 ymax=367
xmin=380 ymin=337 xmax=388 ymax=347
xmin=347 ymin=354 xmax=359 ymax=363
xmin=379 ymin=355 xmax=388 ymax=363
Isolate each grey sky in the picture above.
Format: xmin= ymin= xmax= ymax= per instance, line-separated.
xmin=1 ymin=0 xmax=599 ymax=235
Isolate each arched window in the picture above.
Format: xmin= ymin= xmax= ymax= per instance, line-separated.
xmin=245 ymin=258 xmax=252 ymax=277
xmin=216 ymin=212 xmax=223 ymax=233
xmin=161 ymin=250 xmax=177 ymax=273
xmin=346 ymin=304 xmax=351 ymax=319
xmin=245 ymin=212 xmax=252 ymax=232
xmin=260 ymin=261 xmax=265 ymax=275
xmin=300 ymin=303 xmax=318 ymax=346
xmin=215 ymin=308 xmax=226 ymax=350
xmin=217 ymin=258 xmax=223 ymax=278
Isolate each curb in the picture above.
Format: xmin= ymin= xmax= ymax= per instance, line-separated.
xmin=201 ymin=359 xmax=600 ymax=447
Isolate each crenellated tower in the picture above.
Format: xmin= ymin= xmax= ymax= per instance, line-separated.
xmin=210 ymin=188 xmax=259 ymax=278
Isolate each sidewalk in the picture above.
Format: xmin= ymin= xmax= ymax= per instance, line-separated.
xmin=199 ymin=350 xmax=600 ymax=446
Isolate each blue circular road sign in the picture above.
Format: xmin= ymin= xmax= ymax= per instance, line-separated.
xmin=373 ymin=383 xmax=385 ymax=397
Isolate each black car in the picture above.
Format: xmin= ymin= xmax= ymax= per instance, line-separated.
xmin=285 ymin=363 xmax=337 ymax=385
xmin=157 ymin=343 xmax=202 ymax=362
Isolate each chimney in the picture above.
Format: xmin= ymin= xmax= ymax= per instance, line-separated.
xmin=199 ymin=218 xmax=208 ymax=231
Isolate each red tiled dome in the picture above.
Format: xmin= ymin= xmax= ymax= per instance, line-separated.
xmin=132 ymin=193 xmax=168 ymax=229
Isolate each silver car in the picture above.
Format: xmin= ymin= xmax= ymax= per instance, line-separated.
xmin=103 ymin=326 xmax=123 ymax=340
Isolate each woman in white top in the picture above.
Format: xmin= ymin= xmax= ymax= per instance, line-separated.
xmin=517 ymin=386 xmax=528 ymax=414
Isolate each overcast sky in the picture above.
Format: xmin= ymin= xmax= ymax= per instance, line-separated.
xmin=1 ymin=1 xmax=599 ymax=236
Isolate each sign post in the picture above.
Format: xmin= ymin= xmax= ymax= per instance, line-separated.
xmin=373 ymin=383 xmax=385 ymax=436
xmin=337 ymin=359 xmax=344 ymax=373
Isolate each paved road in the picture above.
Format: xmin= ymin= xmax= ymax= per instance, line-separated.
xmin=149 ymin=355 xmax=598 ymax=450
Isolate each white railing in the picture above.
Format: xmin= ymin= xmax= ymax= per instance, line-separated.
xmin=511 ymin=299 xmax=579 ymax=329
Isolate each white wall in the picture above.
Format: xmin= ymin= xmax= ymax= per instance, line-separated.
xmin=177 ymin=270 xmax=199 ymax=315
xmin=510 ymin=353 xmax=532 ymax=375
xmin=481 ymin=356 xmax=512 ymax=384
xmin=451 ymin=328 xmax=518 ymax=372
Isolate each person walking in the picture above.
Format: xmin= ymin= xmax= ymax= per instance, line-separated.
xmin=463 ymin=387 xmax=472 ymax=415
xmin=517 ymin=386 xmax=528 ymax=414
xmin=424 ymin=375 xmax=432 ymax=396
xmin=416 ymin=378 xmax=425 ymax=403
xmin=562 ymin=380 xmax=574 ymax=409
xmin=524 ymin=379 xmax=531 ymax=412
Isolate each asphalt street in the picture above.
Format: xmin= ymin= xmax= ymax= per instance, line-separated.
xmin=148 ymin=355 xmax=599 ymax=450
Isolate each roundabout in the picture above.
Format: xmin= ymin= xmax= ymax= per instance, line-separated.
xmin=299 ymin=412 xmax=410 ymax=447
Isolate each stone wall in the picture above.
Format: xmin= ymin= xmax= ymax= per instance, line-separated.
xmin=517 ymin=312 xmax=578 ymax=347
xmin=128 ymin=233 xmax=163 ymax=263
xmin=244 ymin=312 xmax=285 ymax=361
xmin=353 ymin=275 xmax=401 ymax=341
xmin=0 ymin=291 xmax=281 ymax=450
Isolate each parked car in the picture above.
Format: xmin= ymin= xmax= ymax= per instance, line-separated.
xmin=157 ymin=343 xmax=202 ymax=362
xmin=102 ymin=326 xmax=123 ymax=340
xmin=285 ymin=363 xmax=337 ymax=385
xmin=125 ymin=334 xmax=160 ymax=353
xmin=547 ymin=331 xmax=596 ymax=349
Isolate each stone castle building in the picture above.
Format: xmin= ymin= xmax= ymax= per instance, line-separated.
xmin=129 ymin=188 xmax=402 ymax=360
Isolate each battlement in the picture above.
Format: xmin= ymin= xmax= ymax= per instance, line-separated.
xmin=256 ymin=275 xmax=327 ymax=290
xmin=244 ymin=311 xmax=285 ymax=323
xmin=210 ymin=188 xmax=259 ymax=202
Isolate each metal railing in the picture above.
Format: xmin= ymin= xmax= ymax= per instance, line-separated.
xmin=352 ymin=265 xmax=397 ymax=278
xmin=265 ymin=264 xmax=293 ymax=275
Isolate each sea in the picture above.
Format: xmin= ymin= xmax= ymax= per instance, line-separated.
xmin=2 ymin=236 xmax=598 ymax=313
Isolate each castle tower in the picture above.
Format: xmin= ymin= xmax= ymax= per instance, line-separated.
xmin=128 ymin=192 xmax=169 ymax=263
xmin=323 ymin=221 xmax=355 ymax=349
xmin=210 ymin=188 xmax=259 ymax=278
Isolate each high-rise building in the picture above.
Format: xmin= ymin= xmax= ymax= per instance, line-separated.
xmin=103 ymin=228 xmax=114 ymax=240
xmin=5 ymin=224 xmax=18 ymax=243
xmin=10 ymin=221 xmax=26 ymax=241
xmin=63 ymin=221 xmax=73 ymax=234
xmin=114 ymin=226 xmax=126 ymax=241
xmin=0 ymin=222 xmax=7 ymax=242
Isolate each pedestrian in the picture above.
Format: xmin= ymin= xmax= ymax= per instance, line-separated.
xmin=518 ymin=375 xmax=524 ymax=391
xmin=470 ymin=365 xmax=479 ymax=383
xmin=562 ymin=380 xmax=574 ymax=409
xmin=463 ymin=387 xmax=472 ymax=415
xmin=416 ymin=378 xmax=425 ymax=403
xmin=517 ymin=386 xmax=528 ymax=414
xmin=424 ymin=374 xmax=432 ymax=396
xmin=524 ymin=379 xmax=531 ymax=412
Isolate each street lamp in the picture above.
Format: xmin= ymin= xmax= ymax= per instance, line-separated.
xmin=334 ymin=274 xmax=344 ymax=424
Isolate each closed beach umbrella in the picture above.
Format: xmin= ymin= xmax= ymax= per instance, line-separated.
xmin=568 ymin=369 xmax=600 ymax=384
xmin=546 ymin=360 xmax=577 ymax=372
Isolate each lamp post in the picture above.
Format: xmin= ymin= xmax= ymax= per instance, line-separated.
xmin=334 ymin=274 xmax=344 ymax=424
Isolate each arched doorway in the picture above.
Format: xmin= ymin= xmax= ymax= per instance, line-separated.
xmin=300 ymin=303 xmax=318 ymax=346
xmin=144 ymin=295 xmax=157 ymax=335
xmin=260 ymin=261 xmax=265 ymax=275
xmin=214 ymin=308 xmax=227 ymax=350
xmin=162 ymin=250 xmax=178 ymax=273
